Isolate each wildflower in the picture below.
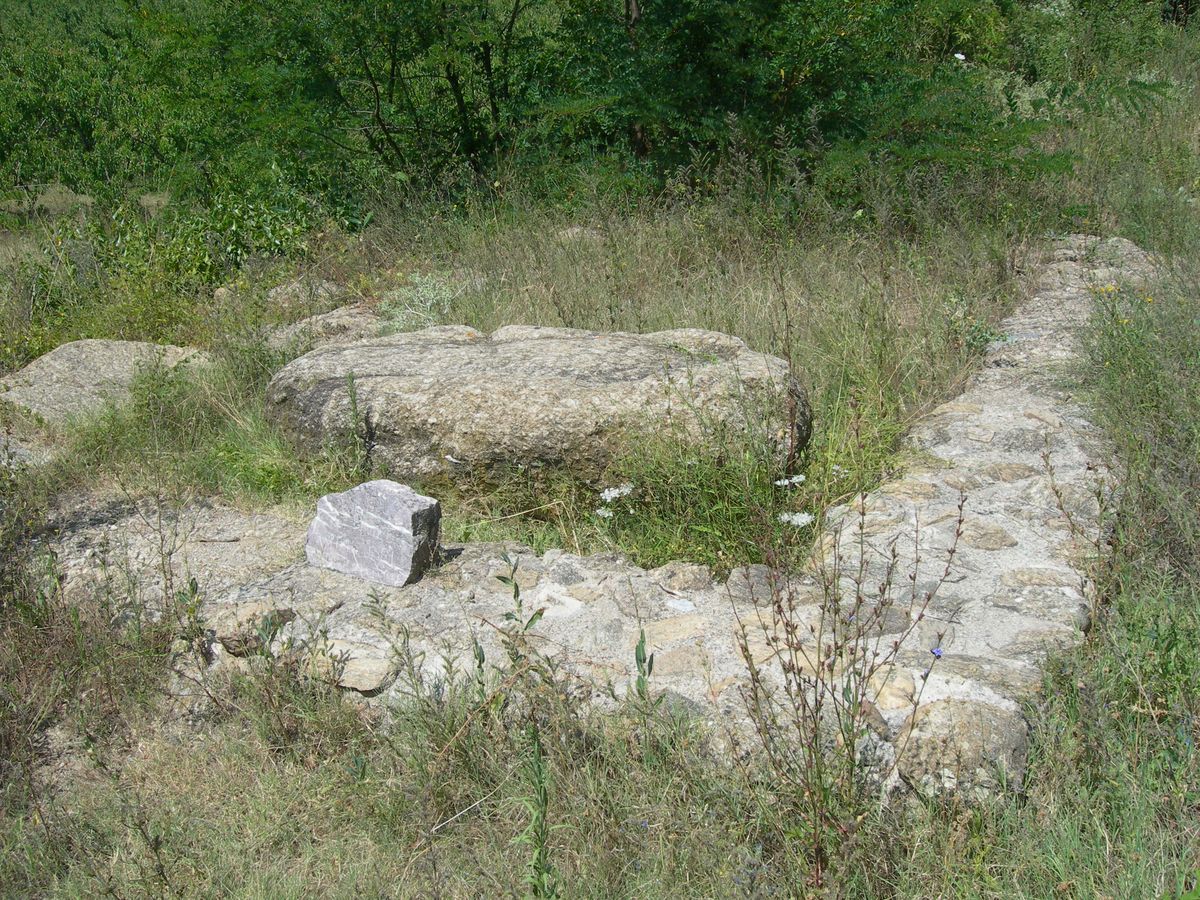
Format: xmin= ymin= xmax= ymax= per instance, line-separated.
xmin=954 ymin=52 xmax=966 ymax=61
xmin=830 ymin=464 xmax=848 ymax=478
xmin=931 ymin=646 xmax=944 ymax=659
xmin=778 ymin=511 xmax=815 ymax=527
xmin=773 ymin=474 xmax=806 ymax=487
xmin=595 ymin=507 xmax=614 ymax=519
xmin=600 ymin=483 xmax=634 ymax=502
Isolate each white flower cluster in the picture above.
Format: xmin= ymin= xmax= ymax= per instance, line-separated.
xmin=600 ymin=483 xmax=634 ymax=502
xmin=596 ymin=483 xmax=634 ymax=520
xmin=778 ymin=511 xmax=815 ymax=528
xmin=773 ymin=474 xmax=806 ymax=487
xmin=830 ymin=464 xmax=847 ymax=479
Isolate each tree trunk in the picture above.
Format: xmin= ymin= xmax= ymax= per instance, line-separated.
xmin=625 ymin=0 xmax=650 ymax=157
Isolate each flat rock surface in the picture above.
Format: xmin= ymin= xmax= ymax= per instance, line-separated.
xmin=265 ymin=325 xmax=810 ymax=480
xmin=53 ymin=502 xmax=790 ymax=703
xmin=0 ymin=339 xmax=204 ymax=427
xmin=49 ymin=500 xmax=307 ymax=608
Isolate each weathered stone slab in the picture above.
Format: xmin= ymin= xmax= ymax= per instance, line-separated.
xmin=305 ymin=480 xmax=440 ymax=587
xmin=0 ymin=339 xmax=205 ymax=427
xmin=266 ymin=304 xmax=383 ymax=352
xmin=50 ymin=504 xmax=762 ymax=700
xmin=265 ymin=325 xmax=810 ymax=481
xmin=50 ymin=501 xmax=307 ymax=609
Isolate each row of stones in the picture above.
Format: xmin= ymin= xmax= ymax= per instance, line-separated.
xmin=810 ymin=236 xmax=1156 ymax=794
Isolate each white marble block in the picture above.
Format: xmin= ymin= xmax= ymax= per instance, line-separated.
xmin=305 ymin=480 xmax=440 ymax=586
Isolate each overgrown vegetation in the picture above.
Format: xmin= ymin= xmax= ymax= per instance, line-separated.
xmin=2 ymin=0 xmax=1199 ymax=896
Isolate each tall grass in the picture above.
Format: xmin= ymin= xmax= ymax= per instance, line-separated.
xmin=2 ymin=166 xmax=1036 ymax=571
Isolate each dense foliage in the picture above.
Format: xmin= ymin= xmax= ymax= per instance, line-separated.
xmin=0 ymin=0 xmax=1185 ymax=211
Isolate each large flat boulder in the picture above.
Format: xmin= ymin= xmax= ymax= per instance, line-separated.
xmin=0 ymin=339 xmax=205 ymax=427
xmin=265 ymin=325 xmax=810 ymax=480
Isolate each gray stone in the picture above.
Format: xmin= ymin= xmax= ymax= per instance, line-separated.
xmin=0 ymin=340 xmax=206 ymax=427
xmin=305 ymin=480 xmax=441 ymax=587
xmin=266 ymin=325 xmax=810 ymax=481
xmin=725 ymin=564 xmax=777 ymax=605
xmin=266 ymin=276 xmax=346 ymax=313
xmin=266 ymin=304 xmax=382 ymax=352
xmin=897 ymin=700 xmax=1028 ymax=796
xmin=207 ymin=601 xmax=297 ymax=656
xmin=50 ymin=500 xmax=307 ymax=610
xmin=1 ymin=434 xmax=42 ymax=468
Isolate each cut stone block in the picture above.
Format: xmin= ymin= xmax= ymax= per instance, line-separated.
xmin=305 ymin=480 xmax=440 ymax=586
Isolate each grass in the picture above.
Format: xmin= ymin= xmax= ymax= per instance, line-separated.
xmin=1 ymin=19 xmax=1200 ymax=900
xmin=3 ymin=249 xmax=1198 ymax=896
xmin=2 ymin=275 xmax=1197 ymax=892
xmin=2 ymin=185 xmax=1029 ymax=573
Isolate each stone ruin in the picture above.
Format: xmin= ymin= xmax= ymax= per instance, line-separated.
xmin=15 ymin=235 xmax=1158 ymax=798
